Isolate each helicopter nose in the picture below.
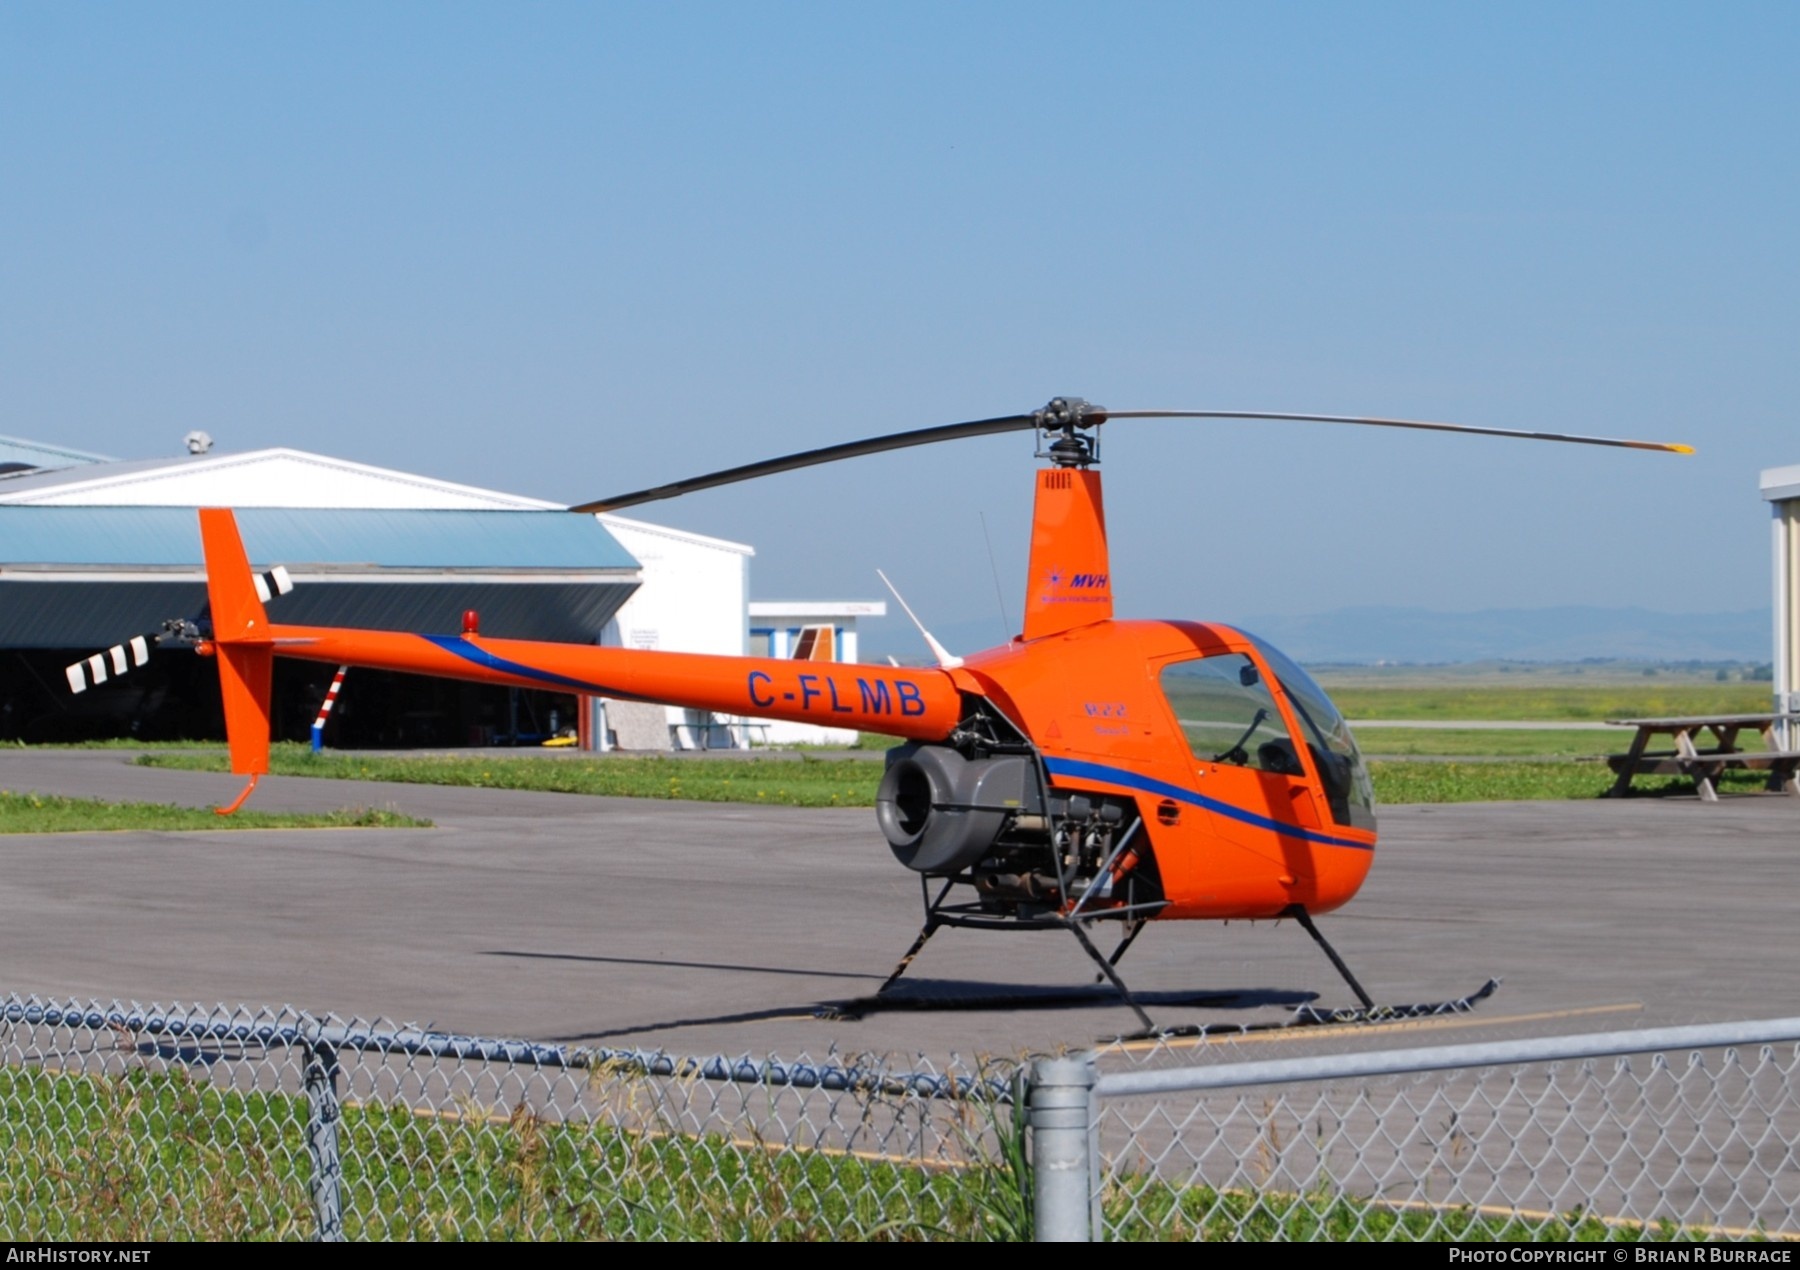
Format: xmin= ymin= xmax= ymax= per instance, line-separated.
xmin=1296 ymin=840 xmax=1377 ymax=915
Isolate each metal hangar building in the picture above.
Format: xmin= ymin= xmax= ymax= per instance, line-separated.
xmin=0 ymin=436 xmax=749 ymax=748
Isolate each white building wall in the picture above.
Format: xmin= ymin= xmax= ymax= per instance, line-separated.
xmin=744 ymin=601 xmax=888 ymax=746
xmin=1761 ymin=465 xmax=1800 ymax=748
xmin=598 ymin=513 xmax=754 ymax=746
xmin=0 ymin=444 xmax=774 ymax=747
xmin=0 ymin=442 xmax=774 ymax=748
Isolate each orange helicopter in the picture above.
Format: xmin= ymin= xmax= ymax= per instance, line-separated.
xmin=174 ymin=397 xmax=1688 ymax=1032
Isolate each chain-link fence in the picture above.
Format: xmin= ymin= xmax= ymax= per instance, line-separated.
xmin=1081 ymin=1018 xmax=1800 ymax=1241
xmin=0 ymin=996 xmax=1023 ymax=1241
xmin=6 ymin=992 xmax=1800 ymax=1240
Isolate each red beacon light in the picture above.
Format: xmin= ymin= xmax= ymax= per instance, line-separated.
xmin=462 ymin=610 xmax=480 ymax=636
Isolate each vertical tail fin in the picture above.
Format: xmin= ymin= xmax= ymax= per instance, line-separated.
xmin=198 ymin=509 xmax=272 ymax=796
xmin=199 ymin=507 xmax=271 ymax=641
xmin=1021 ymin=468 xmax=1112 ymax=641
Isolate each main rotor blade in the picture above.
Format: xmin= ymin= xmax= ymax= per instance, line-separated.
xmin=572 ymin=403 xmax=1693 ymax=514
xmin=571 ymin=412 xmax=1038 ymax=513
xmin=1104 ymin=410 xmax=1694 ymax=455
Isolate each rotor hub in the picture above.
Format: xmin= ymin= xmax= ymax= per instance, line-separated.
xmin=1034 ymin=397 xmax=1108 ymax=467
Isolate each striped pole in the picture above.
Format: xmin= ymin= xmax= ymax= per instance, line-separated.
xmin=310 ymin=666 xmax=349 ymax=754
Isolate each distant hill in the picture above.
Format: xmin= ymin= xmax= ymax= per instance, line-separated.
xmin=859 ymin=606 xmax=1772 ymax=666
xmin=1235 ymin=606 xmax=1770 ymax=665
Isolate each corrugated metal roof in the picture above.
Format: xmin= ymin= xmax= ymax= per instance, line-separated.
xmin=0 ymin=448 xmax=556 ymax=510
xmin=0 ymin=456 xmax=176 ymax=493
xmin=0 ymin=436 xmax=111 ymax=472
xmin=0 ymin=578 xmax=635 ymax=647
xmin=0 ymin=507 xmax=637 ymax=571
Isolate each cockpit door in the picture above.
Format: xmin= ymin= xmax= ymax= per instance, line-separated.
xmin=1154 ymin=649 xmax=1329 ymax=871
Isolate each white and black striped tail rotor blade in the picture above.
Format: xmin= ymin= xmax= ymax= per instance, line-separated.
xmin=65 ymin=635 xmax=153 ymax=695
xmin=251 ymin=566 xmax=295 ymax=603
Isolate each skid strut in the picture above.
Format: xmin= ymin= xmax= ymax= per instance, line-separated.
xmin=1065 ymin=918 xmax=1157 ymax=1033
xmin=821 ymin=911 xmax=1161 ymax=1030
xmin=865 ymin=875 xmax=959 ymax=997
xmin=820 ymin=884 xmax=1491 ymax=1035
xmin=1283 ymin=904 xmax=1374 ymax=1009
xmin=872 ymin=919 xmax=941 ymax=999
xmin=1104 ymin=918 xmax=1147 ymax=971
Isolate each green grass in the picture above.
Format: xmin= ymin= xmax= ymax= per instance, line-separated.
xmin=1364 ymin=759 xmax=1776 ymax=803
xmin=747 ymin=731 xmax=900 ymax=752
xmin=0 ymin=789 xmax=430 ymax=834
xmin=11 ymin=738 xmax=231 ymax=750
xmin=1366 ymin=760 xmax=1606 ymax=803
xmin=0 ymin=1064 xmax=1018 ymax=1241
xmin=0 ymin=1064 xmax=1720 ymax=1241
xmin=1310 ymin=660 xmax=1769 ymax=689
xmin=1325 ymin=683 xmax=1771 ymax=722
xmin=1353 ymin=727 xmax=1623 ymax=758
xmin=140 ymin=745 xmax=882 ymax=808
xmin=135 ymin=744 xmax=1750 ymax=806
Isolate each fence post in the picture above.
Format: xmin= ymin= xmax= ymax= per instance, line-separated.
xmin=302 ymin=1034 xmax=346 ymax=1242
xmin=1029 ymin=1053 xmax=1097 ymax=1241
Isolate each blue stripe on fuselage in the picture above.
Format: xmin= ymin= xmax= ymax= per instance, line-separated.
xmin=421 ymin=635 xmax=625 ymax=696
xmin=1042 ymin=756 xmax=1372 ymax=851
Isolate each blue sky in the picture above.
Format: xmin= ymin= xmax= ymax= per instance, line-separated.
xmin=3 ymin=4 xmax=1794 ymax=653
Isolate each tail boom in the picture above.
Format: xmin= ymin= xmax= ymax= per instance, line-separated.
xmin=195 ymin=506 xmax=961 ymax=812
xmin=261 ymin=624 xmax=962 ymax=740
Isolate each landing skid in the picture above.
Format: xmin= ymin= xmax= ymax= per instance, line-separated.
xmin=819 ymin=885 xmax=1498 ymax=1038
xmin=1131 ymin=978 xmax=1502 ymax=1041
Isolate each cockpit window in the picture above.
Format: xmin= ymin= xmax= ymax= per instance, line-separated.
xmin=1158 ymin=653 xmax=1307 ymax=778
xmin=1243 ymin=635 xmax=1378 ymax=831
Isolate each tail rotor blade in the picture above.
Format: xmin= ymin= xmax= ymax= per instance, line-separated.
xmin=65 ymin=633 xmax=158 ymax=694
xmin=250 ymin=567 xmax=296 ymax=603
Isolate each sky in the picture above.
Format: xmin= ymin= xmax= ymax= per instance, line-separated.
xmin=3 ymin=3 xmax=1795 ymax=657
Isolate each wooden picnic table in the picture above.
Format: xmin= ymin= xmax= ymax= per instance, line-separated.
xmin=1605 ymin=712 xmax=1800 ymax=801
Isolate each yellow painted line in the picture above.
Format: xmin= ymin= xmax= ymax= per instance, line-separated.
xmin=728 ymin=1135 xmax=971 ymax=1174
xmin=1115 ymin=1001 xmax=1644 ymax=1054
xmin=1173 ymin=1185 xmax=1796 ymax=1242
xmin=1368 ymin=1194 xmax=1797 ymax=1243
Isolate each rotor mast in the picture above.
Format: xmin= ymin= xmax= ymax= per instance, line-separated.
xmin=1021 ymin=398 xmax=1115 ymax=642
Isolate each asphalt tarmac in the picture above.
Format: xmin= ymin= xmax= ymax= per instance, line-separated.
xmin=1 ymin=750 xmax=1796 ymax=1063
